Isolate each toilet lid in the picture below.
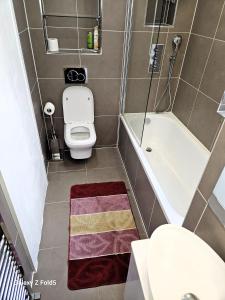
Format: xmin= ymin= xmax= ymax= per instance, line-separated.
xmin=63 ymin=86 xmax=94 ymax=124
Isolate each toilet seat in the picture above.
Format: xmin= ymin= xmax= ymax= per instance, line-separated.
xmin=64 ymin=123 xmax=96 ymax=149
xmin=63 ymin=86 xmax=96 ymax=159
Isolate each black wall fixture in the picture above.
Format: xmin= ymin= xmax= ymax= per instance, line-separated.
xmin=64 ymin=68 xmax=87 ymax=84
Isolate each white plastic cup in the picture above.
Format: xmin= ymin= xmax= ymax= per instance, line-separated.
xmin=47 ymin=38 xmax=59 ymax=52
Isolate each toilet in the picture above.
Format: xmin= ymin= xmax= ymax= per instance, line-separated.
xmin=63 ymin=86 xmax=96 ymax=159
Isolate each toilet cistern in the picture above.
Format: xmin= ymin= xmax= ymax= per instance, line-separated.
xmin=62 ymin=86 xmax=96 ymax=159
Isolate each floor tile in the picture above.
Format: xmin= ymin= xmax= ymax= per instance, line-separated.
xmin=86 ymin=166 xmax=129 ymax=188
xmin=46 ymin=171 xmax=87 ymax=203
xmin=40 ymin=202 xmax=69 ymax=249
xmin=35 ymin=147 xmax=143 ymax=300
xmin=48 ymin=151 xmax=86 ymax=173
xmin=33 ymin=247 xmax=100 ymax=300
xmin=98 ymin=284 xmax=125 ymax=300
xmin=86 ymin=148 xmax=121 ymax=170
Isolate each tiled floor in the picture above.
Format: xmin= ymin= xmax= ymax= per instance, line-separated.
xmin=33 ymin=147 xmax=146 ymax=300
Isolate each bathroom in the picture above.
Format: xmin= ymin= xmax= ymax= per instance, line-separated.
xmin=1 ymin=0 xmax=225 ymax=299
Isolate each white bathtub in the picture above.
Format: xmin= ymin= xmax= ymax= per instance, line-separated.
xmin=122 ymin=112 xmax=210 ymax=225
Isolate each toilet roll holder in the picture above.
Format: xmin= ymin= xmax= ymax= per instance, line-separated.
xmin=44 ymin=102 xmax=63 ymax=161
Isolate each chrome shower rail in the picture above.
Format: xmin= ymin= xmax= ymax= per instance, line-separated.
xmin=0 ymin=227 xmax=31 ymax=300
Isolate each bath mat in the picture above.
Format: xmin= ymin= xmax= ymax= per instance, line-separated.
xmin=68 ymin=181 xmax=139 ymax=290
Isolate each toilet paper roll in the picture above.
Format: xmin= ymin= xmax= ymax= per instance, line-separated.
xmin=47 ymin=38 xmax=59 ymax=52
xmin=44 ymin=102 xmax=55 ymax=116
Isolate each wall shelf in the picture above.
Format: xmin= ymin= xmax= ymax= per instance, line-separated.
xmin=40 ymin=0 xmax=102 ymax=55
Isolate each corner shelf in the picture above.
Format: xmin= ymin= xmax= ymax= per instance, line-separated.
xmin=40 ymin=0 xmax=102 ymax=55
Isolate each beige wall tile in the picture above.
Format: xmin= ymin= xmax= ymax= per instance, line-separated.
xmin=188 ymin=92 xmax=223 ymax=150
xmin=192 ymin=0 xmax=224 ymax=38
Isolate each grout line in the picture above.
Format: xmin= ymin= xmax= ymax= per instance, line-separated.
xmin=39 ymin=245 xmax=67 ymax=251
xmin=194 ymin=203 xmax=208 ymax=233
xmin=209 ymin=121 xmax=224 ymax=151
xmin=180 ymin=78 xmax=220 ymax=105
xmin=45 ymin=200 xmax=69 ymax=205
xmin=19 ymin=27 xmax=28 ymax=35
xmin=48 ymin=168 xmax=86 ymax=174
xmin=75 ymin=0 xmax=82 ymax=67
xmin=197 ymin=188 xmax=208 ymax=203
xmin=30 ymin=80 xmax=38 ymax=94
xmin=187 ymin=1 xmax=225 ymax=127
xmin=192 ymin=32 xmax=225 ymax=44
xmin=207 ymin=118 xmax=225 ymax=157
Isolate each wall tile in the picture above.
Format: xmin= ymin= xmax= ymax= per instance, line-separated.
xmin=31 ymin=83 xmax=44 ymax=134
xmin=173 ymin=80 xmax=197 ymax=126
xmin=127 ymin=31 xmax=153 ymax=78
xmin=95 ymin=116 xmax=118 ymax=146
xmin=19 ymin=30 xmax=36 ymax=91
xmin=25 ymin=0 xmax=42 ymax=28
xmin=148 ymin=200 xmax=167 ymax=237
xmin=183 ymin=190 xmax=207 ymax=231
xmin=47 ymin=27 xmax=79 ymax=50
xmin=181 ymin=34 xmax=212 ymax=88
xmin=216 ymin=7 xmax=225 ymax=41
xmin=169 ymin=0 xmax=197 ymax=33
xmin=43 ymin=0 xmax=77 ymax=15
xmin=188 ymin=92 xmax=223 ymax=150
xmin=30 ymin=29 xmax=80 ymax=78
xmin=132 ymin=0 xmax=152 ymax=32
xmin=161 ymin=33 xmax=189 ymax=78
xmin=134 ymin=161 xmax=155 ymax=230
xmin=200 ymin=40 xmax=225 ymax=103
xmin=125 ymin=79 xmax=151 ymax=113
xmin=147 ymin=78 xmax=159 ymax=112
xmin=39 ymin=126 xmax=48 ymax=163
xmin=39 ymin=79 xmax=65 ymax=117
xmin=77 ymin=0 xmax=98 ymax=17
xmin=192 ymin=0 xmax=224 ymax=38
xmin=12 ymin=0 xmax=27 ymax=33
xmin=45 ymin=117 xmax=64 ymax=150
xmin=195 ymin=206 xmax=225 ymax=261
xmin=154 ymin=78 xmax=178 ymax=112
xmin=81 ymin=31 xmax=124 ymax=78
xmin=102 ymin=0 xmax=126 ymax=31
xmin=86 ymin=79 xmax=120 ymax=115
xmin=199 ymin=121 xmax=225 ymax=200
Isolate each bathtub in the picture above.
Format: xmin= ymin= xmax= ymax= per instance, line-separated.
xmin=122 ymin=112 xmax=210 ymax=225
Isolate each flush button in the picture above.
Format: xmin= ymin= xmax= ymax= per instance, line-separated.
xmin=64 ymin=68 xmax=87 ymax=84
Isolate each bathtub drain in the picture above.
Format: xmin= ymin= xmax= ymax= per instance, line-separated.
xmin=146 ymin=147 xmax=152 ymax=152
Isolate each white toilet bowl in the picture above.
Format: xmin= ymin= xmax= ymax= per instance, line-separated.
xmin=63 ymin=86 xmax=96 ymax=159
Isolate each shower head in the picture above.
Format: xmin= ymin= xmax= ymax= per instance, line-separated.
xmin=172 ymin=35 xmax=182 ymax=54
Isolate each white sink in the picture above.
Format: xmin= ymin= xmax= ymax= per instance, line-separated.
xmin=148 ymin=225 xmax=225 ymax=300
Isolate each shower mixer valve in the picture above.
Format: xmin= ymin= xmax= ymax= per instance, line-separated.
xmin=149 ymin=44 xmax=164 ymax=73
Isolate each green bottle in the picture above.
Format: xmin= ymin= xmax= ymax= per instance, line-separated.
xmin=87 ymin=31 xmax=93 ymax=49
